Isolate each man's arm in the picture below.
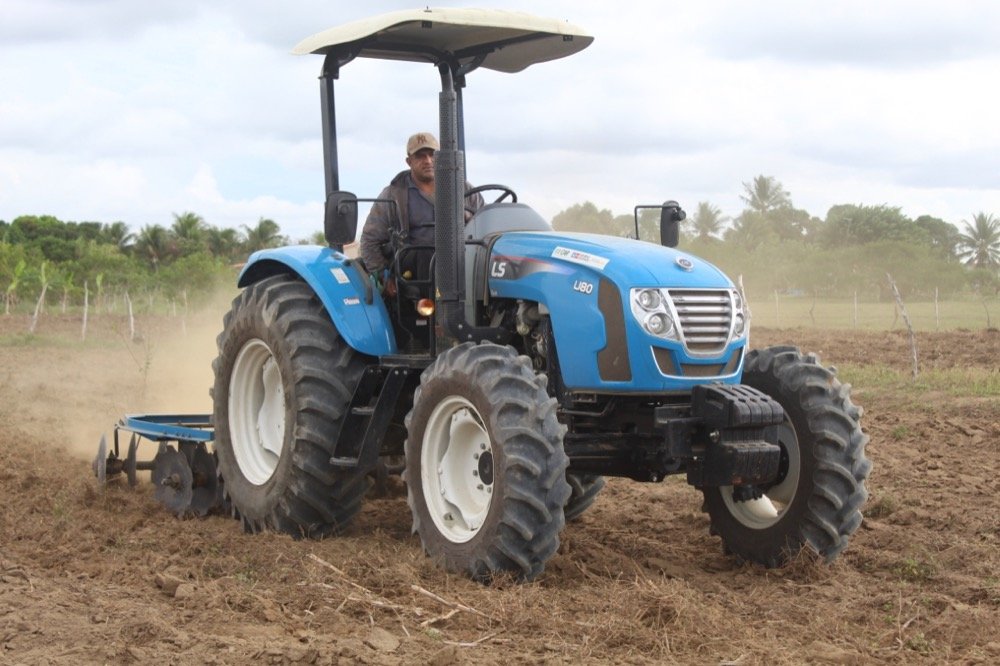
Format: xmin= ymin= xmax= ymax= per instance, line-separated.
xmin=359 ymin=188 xmax=394 ymax=273
xmin=463 ymin=184 xmax=486 ymax=222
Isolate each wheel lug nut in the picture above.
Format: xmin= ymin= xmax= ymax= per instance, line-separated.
xmin=477 ymin=484 xmax=484 ymax=490
xmin=473 ymin=453 xmax=479 ymax=460
xmin=472 ymin=470 xmax=478 ymax=477
xmin=480 ymin=443 xmax=486 ymax=450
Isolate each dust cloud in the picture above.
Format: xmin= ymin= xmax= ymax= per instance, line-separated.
xmin=0 ymin=288 xmax=236 ymax=462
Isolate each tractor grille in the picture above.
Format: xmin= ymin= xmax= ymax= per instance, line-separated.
xmin=667 ymin=289 xmax=733 ymax=354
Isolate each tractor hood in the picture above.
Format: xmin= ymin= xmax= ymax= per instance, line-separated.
xmin=486 ymin=231 xmax=745 ymax=392
xmin=491 ymin=231 xmax=735 ymax=290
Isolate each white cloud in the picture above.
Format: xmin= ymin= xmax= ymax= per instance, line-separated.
xmin=1 ymin=0 xmax=999 ymax=242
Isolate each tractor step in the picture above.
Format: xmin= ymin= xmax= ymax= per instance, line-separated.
xmin=329 ymin=366 xmax=413 ymax=468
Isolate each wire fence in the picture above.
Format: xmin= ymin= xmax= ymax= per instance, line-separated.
xmin=746 ymin=292 xmax=997 ymax=331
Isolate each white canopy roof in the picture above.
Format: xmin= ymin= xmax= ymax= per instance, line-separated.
xmin=292 ymin=7 xmax=592 ymax=73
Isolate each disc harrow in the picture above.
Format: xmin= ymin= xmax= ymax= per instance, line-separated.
xmin=92 ymin=414 xmax=224 ymax=518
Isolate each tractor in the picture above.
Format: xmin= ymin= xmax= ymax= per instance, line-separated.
xmin=97 ymin=8 xmax=870 ymax=582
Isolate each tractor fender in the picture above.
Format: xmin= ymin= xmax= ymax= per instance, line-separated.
xmin=237 ymin=245 xmax=396 ymax=356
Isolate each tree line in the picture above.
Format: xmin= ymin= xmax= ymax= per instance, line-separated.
xmin=0 ymin=213 xmax=299 ymax=314
xmin=2 ymin=175 xmax=999 ymax=316
xmin=552 ymin=175 xmax=1000 ymax=300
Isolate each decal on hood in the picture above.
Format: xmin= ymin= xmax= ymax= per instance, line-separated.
xmin=552 ymin=246 xmax=610 ymax=271
xmin=489 ymin=255 xmax=571 ymax=281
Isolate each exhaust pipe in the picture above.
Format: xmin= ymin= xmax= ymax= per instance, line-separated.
xmin=434 ymin=65 xmax=508 ymax=346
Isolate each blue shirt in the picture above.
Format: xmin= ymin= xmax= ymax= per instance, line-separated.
xmin=406 ymin=175 xmax=436 ymax=248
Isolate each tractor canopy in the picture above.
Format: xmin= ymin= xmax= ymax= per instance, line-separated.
xmin=292 ymin=7 xmax=593 ymax=72
xmin=297 ymin=8 xmax=594 ymax=347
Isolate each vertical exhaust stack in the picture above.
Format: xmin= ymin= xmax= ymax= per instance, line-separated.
xmin=434 ymin=65 xmax=464 ymax=335
xmin=434 ymin=64 xmax=507 ymax=346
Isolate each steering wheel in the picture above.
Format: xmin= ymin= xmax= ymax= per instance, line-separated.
xmin=464 ymin=184 xmax=517 ymax=215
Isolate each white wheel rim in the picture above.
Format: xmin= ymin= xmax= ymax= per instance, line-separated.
xmin=421 ymin=396 xmax=494 ymax=544
xmin=721 ymin=421 xmax=801 ymax=529
xmin=228 ymin=338 xmax=286 ymax=485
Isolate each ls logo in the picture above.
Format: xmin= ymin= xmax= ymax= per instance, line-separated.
xmin=572 ymin=280 xmax=594 ymax=295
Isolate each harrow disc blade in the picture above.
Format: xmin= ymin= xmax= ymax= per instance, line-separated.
xmin=189 ymin=445 xmax=220 ymax=517
xmin=152 ymin=445 xmax=193 ymax=516
xmin=125 ymin=434 xmax=139 ymax=487
xmin=92 ymin=435 xmax=108 ymax=487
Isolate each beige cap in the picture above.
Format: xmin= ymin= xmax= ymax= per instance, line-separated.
xmin=406 ymin=132 xmax=439 ymax=156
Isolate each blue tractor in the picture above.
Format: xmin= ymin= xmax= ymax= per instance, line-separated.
xmin=105 ymin=9 xmax=870 ymax=582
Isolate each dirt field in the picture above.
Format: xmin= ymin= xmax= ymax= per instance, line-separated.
xmin=1 ymin=308 xmax=998 ymax=664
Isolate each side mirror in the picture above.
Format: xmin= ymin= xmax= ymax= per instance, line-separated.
xmin=324 ymin=191 xmax=358 ymax=249
xmin=659 ymin=200 xmax=685 ymax=248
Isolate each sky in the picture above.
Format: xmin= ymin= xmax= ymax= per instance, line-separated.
xmin=2 ymin=0 xmax=999 ymax=242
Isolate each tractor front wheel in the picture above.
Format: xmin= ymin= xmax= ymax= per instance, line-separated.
xmin=703 ymin=346 xmax=871 ymax=566
xmin=564 ymin=472 xmax=605 ymax=522
xmin=404 ymin=342 xmax=570 ymax=582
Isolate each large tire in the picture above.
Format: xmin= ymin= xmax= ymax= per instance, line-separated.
xmin=703 ymin=346 xmax=871 ymax=566
xmin=212 ymin=274 xmax=369 ymax=538
xmin=564 ymin=473 xmax=605 ymax=522
xmin=403 ymin=342 xmax=570 ymax=582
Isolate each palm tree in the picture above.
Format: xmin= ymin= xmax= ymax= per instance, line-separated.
xmin=206 ymin=226 xmax=244 ymax=262
xmin=724 ymin=211 xmax=780 ymax=252
xmin=242 ymin=218 xmax=285 ymax=253
xmin=690 ymin=201 xmax=727 ymax=240
xmin=740 ymin=175 xmax=791 ymax=214
xmin=171 ymin=211 xmax=207 ymax=256
xmin=100 ymin=221 xmax=134 ymax=251
xmin=134 ymin=224 xmax=172 ymax=271
xmin=957 ymin=212 xmax=1000 ymax=269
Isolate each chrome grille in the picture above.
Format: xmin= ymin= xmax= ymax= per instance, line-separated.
xmin=667 ymin=289 xmax=733 ymax=354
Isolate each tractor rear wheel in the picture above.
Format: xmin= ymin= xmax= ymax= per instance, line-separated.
xmin=212 ymin=274 xmax=369 ymax=537
xmin=702 ymin=346 xmax=871 ymax=566
xmin=404 ymin=342 xmax=570 ymax=582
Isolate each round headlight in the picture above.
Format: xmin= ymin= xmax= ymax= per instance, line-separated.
xmin=733 ymin=290 xmax=743 ymax=311
xmin=733 ymin=312 xmax=746 ymax=337
xmin=637 ymin=289 xmax=661 ymax=310
xmin=646 ymin=313 xmax=674 ymax=337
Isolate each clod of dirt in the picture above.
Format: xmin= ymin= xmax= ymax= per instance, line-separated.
xmin=427 ymin=645 xmax=465 ymax=666
xmin=173 ymin=583 xmax=196 ymax=599
xmin=154 ymin=572 xmax=185 ymax=596
xmin=364 ymin=626 xmax=401 ymax=653
xmin=805 ymin=640 xmax=862 ymax=665
xmin=807 ymin=641 xmax=861 ymax=665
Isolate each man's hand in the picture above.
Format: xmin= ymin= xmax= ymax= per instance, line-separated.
xmin=383 ymin=276 xmax=397 ymax=298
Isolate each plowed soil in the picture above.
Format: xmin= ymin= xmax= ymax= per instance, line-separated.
xmin=1 ymin=308 xmax=998 ymax=665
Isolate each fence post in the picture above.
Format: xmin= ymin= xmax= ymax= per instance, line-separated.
xmin=28 ymin=283 xmax=48 ymax=334
xmin=125 ymin=290 xmax=136 ymax=342
xmin=81 ymin=280 xmax=89 ymax=342
xmin=886 ymin=273 xmax=918 ymax=379
xmin=934 ymin=287 xmax=939 ymax=332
